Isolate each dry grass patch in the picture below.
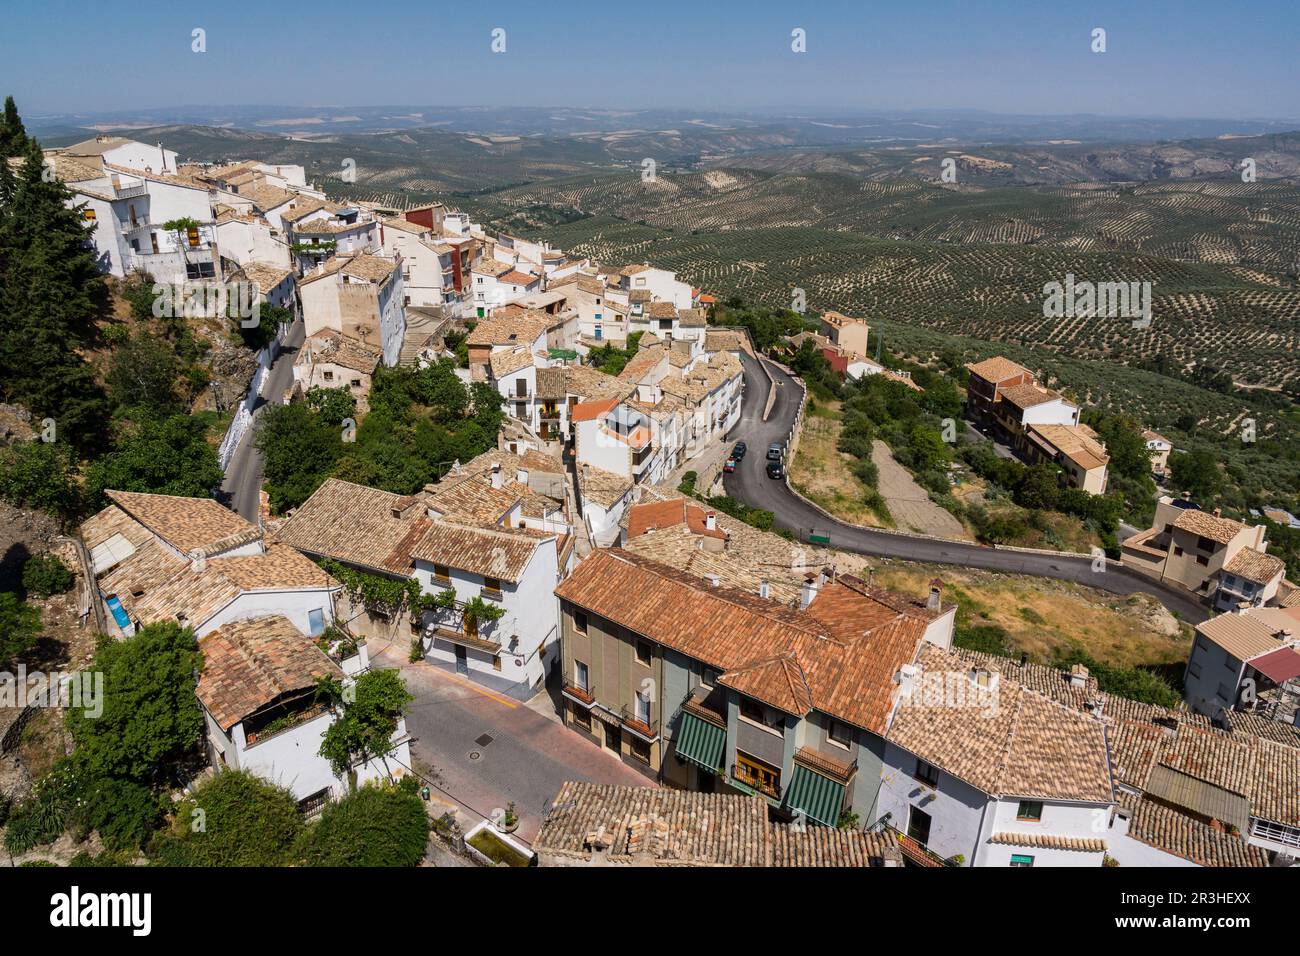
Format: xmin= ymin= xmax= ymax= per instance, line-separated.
xmin=789 ymin=402 xmax=892 ymax=527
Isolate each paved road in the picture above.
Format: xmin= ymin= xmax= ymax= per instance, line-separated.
xmin=369 ymin=641 xmax=654 ymax=845
xmin=722 ymin=352 xmax=1209 ymax=624
xmin=218 ymin=319 xmax=305 ymax=521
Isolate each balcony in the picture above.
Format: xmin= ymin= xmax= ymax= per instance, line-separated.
xmin=872 ymin=821 xmax=961 ymax=867
xmin=113 ymin=183 xmax=149 ymax=200
xmin=618 ymin=705 xmax=658 ymax=742
xmin=563 ymin=682 xmax=595 ymax=708
xmin=731 ymin=760 xmax=781 ymax=799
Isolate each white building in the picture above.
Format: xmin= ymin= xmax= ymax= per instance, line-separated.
xmin=880 ymin=644 xmax=1114 ymax=867
xmin=197 ymin=615 xmax=411 ymax=805
xmin=299 ymin=253 xmax=406 ymax=367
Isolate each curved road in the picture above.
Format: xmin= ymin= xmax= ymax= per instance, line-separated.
xmin=722 ymin=352 xmax=1209 ymax=624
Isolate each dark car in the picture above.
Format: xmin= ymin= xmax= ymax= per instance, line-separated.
xmin=723 ymin=457 xmax=737 ymax=473
xmin=732 ymin=442 xmax=747 ymax=460
xmin=766 ymin=442 xmax=783 ymax=461
xmin=766 ymin=460 xmax=784 ymax=479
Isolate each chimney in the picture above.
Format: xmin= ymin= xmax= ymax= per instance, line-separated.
xmin=490 ymin=463 xmax=503 ymax=489
xmin=707 ymin=574 xmax=720 ymax=588
xmin=927 ymin=578 xmax=943 ymax=612
xmin=516 ymin=467 xmax=529 ymax=485
xmin=1068 ymin=663 xmax=1090 ymax=689
xmin=1019 ymin=651 xmax=1028 ymax=667
xmin=705 ymin=512 xmax=717 ymax=531
xmin=799 ymin=573 xmax=820 ymax=609
xmin=896 ymin=663 xmax=919 ymax=699
xmin=188 ymin=551 xmax=207 ymax=574
xmin=759 ymin=578 xmax=770 ymax=600
xmin=1213 ymin=508 xmax=1222 ymax=518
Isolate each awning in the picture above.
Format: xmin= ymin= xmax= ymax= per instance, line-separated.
xmin=674 ymin=711 xmax=725 ymax=774
xmin=784 ymin=763 xmax=846 ymax=828
xmin=1250 ymin=647 xmax=1300 ymax=684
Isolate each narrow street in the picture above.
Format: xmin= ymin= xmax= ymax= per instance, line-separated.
xmin=218 ymin=318 xmax=305 ymax=521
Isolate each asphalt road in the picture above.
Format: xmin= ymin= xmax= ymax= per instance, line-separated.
xmin=218 ymin=319 xmax=304 ymax=521
xmin=722 ymin=352 xmax=1209 ymax=624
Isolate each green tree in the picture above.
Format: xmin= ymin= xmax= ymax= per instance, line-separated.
xmin=1169 ymin=446 xmax=1223 ymax=504
xmin=0 ymin=591 xmax=40 ymax=666
xmin=152 ymin=771 xmax=304 ymax=867
xmin=66 ymin=622 xmax=204 ymax=786
xmin=305 ymin=385 xmax=357 ymax=427
xmin=0 ymin=440 xmax=80 ymax=520
xmin=298 ymin=781 xmax=429 ymax=866
xmin=0 ymin=140 xmax=111 ymax=451
xmin=318 ymin=670 xmax=413 ymax=783
xmin=106 ymin=335 xmax=181 ymax=413
xmin=21 ymin=553 xmax=73 ymax=597
xmin=0 ymin=95 xmax=28 ymax=156
xmin=255 ymin=401 xmax=344 ymax=512
xmin=86 ymin=413 xmax=224 ymax=504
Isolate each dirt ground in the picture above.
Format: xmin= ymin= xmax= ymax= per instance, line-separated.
xmin=789 ymin=404 xmax=892 ymax=527
xmin=862 ymin=559 xmax=1191 ymax=668
xmin=871 ymin=440 xmax=971 ymax=539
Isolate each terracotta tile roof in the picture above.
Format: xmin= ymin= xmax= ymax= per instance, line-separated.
xmin=499 ymin=269 xmax=538 ymax=286
xmin=197 ymin=616 xmax=343 ymax=732
xmin=473 ymin=258 xmax=514 ymax=277
xmin=555 ymin=550 xmax=929 ymax=733
xmin=1223 ymin=548 xmax=1285 ymax=584
xmin=1120 ymin=794 xmax=1267 ymax=867
xmin=381 ymin=217 xmax=431 ymax=236
xmin=561 ymin=365 xmax=635 ymax=402
xmin=618 ymin=344 xmax=667 ymax=383
xmin=646 ymin=301 xmax=678 ymax=319
xmin=1028 ymin=423 xmax=1109 ymax=471
xmin=238 ymin=184 xmax=296 ymax=213
xmin=465 ymin=312 xmax=551 ymax=347
xmin=299 ymin=330 xmax=382 ymax=374
xmin=234 ymin=261 xmax=293 ymax=296
xmin=626 ymin=497 xmax=727 ymax=541
xmin=279 ymin=197 xmax=341 ymax=223
xmin=274 ymin=478 xmax=429 ymax=575
xmin=965 ymin=356 xmax=1032 ymax=384
xmin=722 ymin=654 xmax=815 ymax=715
xmin=489 ymin=345 xmax=535 ymax=378
xmin=570 ymin=397 xmax=620 ymax=422
xmin=988 ymin=832 xmax=1106 ymax=853
xmin=535 ymin=782 xmax=899 ymax=866
xmin=999 ymin=382 xmax=1064 ymax=411
xmin=103 ymin=490 xmax=262 ymax=557
xmin=408 ymin=520 xmax=546 ymax=583
xmin=887 ymin=644 xmax=1114 ymax=803
xmin=577 ymin=464 xmax=633 ymax=510
xmin=340 ymin=254 xmax=396 ymax=284
xmin=1173 ymin=509 xmax=1244 ymax=544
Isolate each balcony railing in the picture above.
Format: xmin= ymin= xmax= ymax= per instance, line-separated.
xmin=619 ymin=705 xmax=658 ymax=741
xmin=872 ymin=821 xmax=961 ymax=868
xmin=731 ymin=762 xmax=780 ymax=799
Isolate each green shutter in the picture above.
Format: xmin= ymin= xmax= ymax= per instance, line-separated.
xmin=784 ymin=763 xmax=846 ymax=828
xmin=674 ymin=712 xmax=726 ymax=774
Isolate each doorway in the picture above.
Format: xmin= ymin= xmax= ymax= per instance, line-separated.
xmin=454 ymin=644 xmax=468 ymax=675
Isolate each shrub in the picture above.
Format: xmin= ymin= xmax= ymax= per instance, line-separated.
xmin=22 ymin=553 xmax=74 ymax=598
xmin=298 ymin=782 xmax=429 ymax=867
xmin=152 ymin=771 xmax=304 ymax=867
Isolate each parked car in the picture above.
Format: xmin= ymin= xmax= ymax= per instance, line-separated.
xmin=766 ymin=460 xmax=784 ymax=479
xmin=723 ymin=458 xmax=737 ymax=473
xmin=732 ymin=442 xmax=747 ymax=460
xmin=766 ymin=442 xmax=783 ymax=461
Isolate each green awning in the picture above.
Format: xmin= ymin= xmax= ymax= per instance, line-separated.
xmin=548 ymin=348 xmax=578 ymax=360
xmin=784 ymin=763 xmax=845 ymax=828
xmin=674 ymin=712 xmax=725 ymax=774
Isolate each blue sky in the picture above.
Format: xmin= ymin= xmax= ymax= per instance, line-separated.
xmin=4 ymin=0 xmax=1297 ymax=118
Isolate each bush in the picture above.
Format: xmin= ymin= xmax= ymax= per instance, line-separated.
xmin=299 ymin=781 xmax=429 ymax=867
xmin=22 ymin=553 xmax=73 ymax=598
xmin=152 ymin=771 xmax=304 ymax=867
xmin=3 ymin=782 xmax=67 ymax=855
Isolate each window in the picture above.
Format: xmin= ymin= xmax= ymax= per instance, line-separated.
xmin=634 ymin=693 xmax=651 ymax=725
xmin=735 ymin=753 xmax=780 ymax=796
xmin=1196 ymin=555 xmax=1210 ymax=567
xmin=915 ymin=759 xmax=940 ymax=788
xmin=740 ymin=697 xmax=765 ymax=724
xmin=1009 ymin=854 xmax=1035 ymax=868
xmin=432 ymin=563 xmax=451 ymax=584
xmin=1217 ymin=683 xmax=1234 ymax=702
xmin=827 ymin=719 xmax=852 ymax=748
xmin=492 ymin=656 xmax=502 ymax=672
xmin=574 ymin=611 xmax=588 ymax=634
xmin=323 ymin=370 xmax=334 ymax=382
xmin=635 ymin=639 xmax=652 ymax=666
xmin=574 ymin=660 xmax=589 ymax=691
xmin=307 ymin=608 xmax=325 ymax=637
xmin=1173 ymin=546 xmax=1184 ymax=556
xmin=482 ymin=576 xmax=502 ymax=597
xmin=1188 ymin=662 xmax=1202 ymax=679
xmin=1016 ymin=800 xmax=1044 ymax=822
xmin=1223 ymin=575 xmax=1236 ymax=588
xmin=907 ymin=806 xmax=932 ymax=845
xmin=1196 ymin=536 xmax=1217 ymax=553
xmin=630 ymin=736 xmax=651 ymax=764
xmin=571 ymin=705 xmax=591 ymax=732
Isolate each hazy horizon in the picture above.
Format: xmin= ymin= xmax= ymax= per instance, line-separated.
xmin=5 ymin=0 xmax=1297 ymax=119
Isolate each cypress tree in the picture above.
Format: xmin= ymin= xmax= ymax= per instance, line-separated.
xmin=0 ymin=95 xmax=28 ymax=155
xmin=0 ymin=136 xmax=110 ymax=450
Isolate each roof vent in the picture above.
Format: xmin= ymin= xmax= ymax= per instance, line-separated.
xmin=1068 ymin=663 xmax=1090 ymax=688
xmin=759 ymin=579 xmax=770 ymax=600
xmin=707 ymin=574 xmax=720 ymax=588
